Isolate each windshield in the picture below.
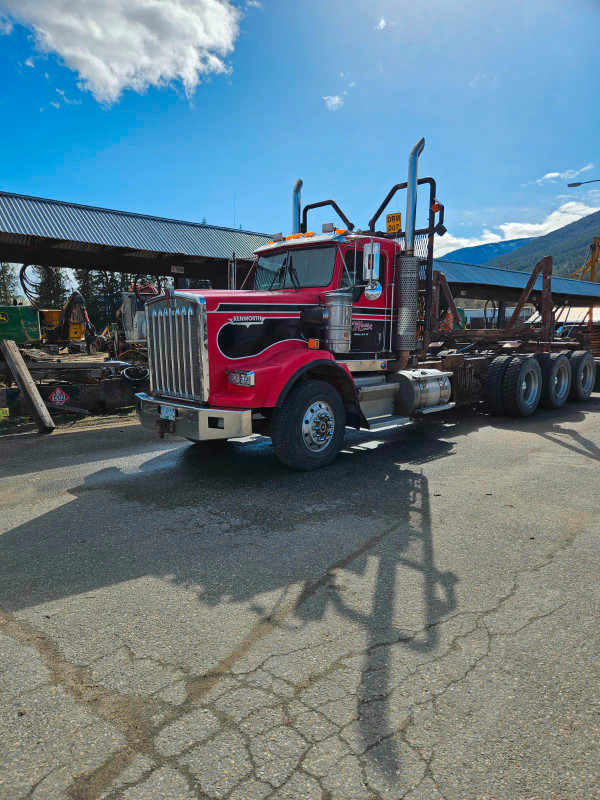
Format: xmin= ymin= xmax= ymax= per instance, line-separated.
xmin=254 ymin=246 xmax=336 ymax=290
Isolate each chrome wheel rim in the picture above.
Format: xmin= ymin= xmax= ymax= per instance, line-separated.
xmin=554 ymin=362 xmax=569 ymax=401
xmin=302 ymin=400 xmax=335 ymax=452
xmin=581 ymin=359 xmax=594 ymax=394
xmin=522 ymin=368 xmax=539 ymax=406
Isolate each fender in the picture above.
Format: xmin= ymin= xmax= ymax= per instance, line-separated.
xmin=266 ymin=353 xmax=365 ymax=430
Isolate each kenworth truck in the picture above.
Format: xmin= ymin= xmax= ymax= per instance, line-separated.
xmin=135 ymin=139 xmax=597 ymax=470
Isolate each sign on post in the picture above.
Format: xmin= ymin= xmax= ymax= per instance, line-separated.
xmin=386 ymin=212 xmax=402 ymax=234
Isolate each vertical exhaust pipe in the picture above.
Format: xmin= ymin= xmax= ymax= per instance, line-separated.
xmin=394 ymin=138 xmax=425 ymax=364
xmin=404 ymin=138 xmax=425 ymax=255
xmin=292 ymin=179 xmax=303 ymax=234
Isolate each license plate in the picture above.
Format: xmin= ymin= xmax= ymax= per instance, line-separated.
xmin=160 ymin=405 xmax=176 ymax=421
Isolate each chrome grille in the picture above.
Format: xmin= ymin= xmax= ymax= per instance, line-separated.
xmin=146 ymin=294 xmax=209 ymax=402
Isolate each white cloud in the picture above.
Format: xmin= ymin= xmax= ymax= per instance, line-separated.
xmin=435 ymin=230 xmax=502 ymax=257
xmin=245 ymin=0 xmax=262 ymax=8
xmin=435 ymin=201 xmax=599 ymax=257
xmin=56 ymin=88 xmax=81 ymax=105
xmin=0 ymin=14 xmax=12 ymax=33
xmin=536 ymin=163 xmax=594 ymax=184
xmin=375 ymin=16 xmax=386 ymax=30
xmin=24 ymin=56 xmax=34 ymax=67
xmin=323 ymin=94 xmax=344 ymax=111
xmin=0 ymin=0 xmax=240 ymax=104
xmin=499 ymin=201 xmax=599 ymax=238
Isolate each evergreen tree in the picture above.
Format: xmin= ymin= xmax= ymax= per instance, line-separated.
xmin=33 ymin=266 xmax=68 ymax=309
xmin=0 ymin=263 xmax=19 ymax=304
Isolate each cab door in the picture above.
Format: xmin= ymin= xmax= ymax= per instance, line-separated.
xmin=342 ymin=243 xmax=393 ymax=355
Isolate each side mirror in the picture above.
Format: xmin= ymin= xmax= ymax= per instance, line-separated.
xmin=363 ymin=242 xmax=380 ymax=282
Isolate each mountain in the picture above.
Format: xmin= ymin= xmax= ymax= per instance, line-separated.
xmin=483 ymin=209 xmax=600 ymax=277
xmin=439 ymin=237 xmax=530 ymax=266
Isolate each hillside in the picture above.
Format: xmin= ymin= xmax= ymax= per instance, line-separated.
xmin=440 ymin=237 xmax=530 ymax=265
xmin=483 ymin=209 xmax=600 ymax=277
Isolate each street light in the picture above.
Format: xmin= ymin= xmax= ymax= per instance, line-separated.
xmin=567 ymin=179 xmax=600 ymax=187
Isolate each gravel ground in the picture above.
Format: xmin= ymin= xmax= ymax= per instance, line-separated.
xmin=1 ymin=399 xmax=599 ymax=800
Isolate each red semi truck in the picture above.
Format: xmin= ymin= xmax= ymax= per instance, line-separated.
xmin=136 ymin=139 xmax=596 ymax=469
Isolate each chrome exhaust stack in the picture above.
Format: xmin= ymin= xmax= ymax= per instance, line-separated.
xmin=292 ymin=179 xmax=303 ymax=234
xmin=394 ymin=138 xmax=425 ymax=363
xmin=404 ymin=138 xmax=425 ymax=256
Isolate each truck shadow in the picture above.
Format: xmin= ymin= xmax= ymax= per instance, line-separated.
xmin=0 ymin=427 xmax=459 ymax=788
xmin=1 ymin=398 xmax=598 ymax=786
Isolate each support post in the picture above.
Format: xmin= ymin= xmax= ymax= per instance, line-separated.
xmin=497 ymin=300 xmax=506 ymax=329
xmin=0 ymin=340 xmax=55 ymax=433
xmin=540 ymin=256 xmax=553 ymax=343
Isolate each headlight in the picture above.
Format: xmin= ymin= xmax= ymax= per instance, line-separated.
xmin=227 ymin=370 xmax=255 ymax=387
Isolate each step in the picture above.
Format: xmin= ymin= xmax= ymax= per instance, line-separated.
xmin=415 ymin=402 xmax=456 ymax=415
xmin=365 ymin=415 xmax=411 ymax=431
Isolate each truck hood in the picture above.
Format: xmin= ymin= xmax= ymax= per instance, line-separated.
xmin=176 ymin=288 xmax=324 ymax=312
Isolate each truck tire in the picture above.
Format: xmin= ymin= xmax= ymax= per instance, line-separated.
xmin=566 ymin=350 xmax=596 ymax=401
xmin=270 ymin=378 xmax=346 ymax=470
xmin=538 ymin=353 xmax=571 ymax=409
xmin=484 ymin=355 xmax=515 ymax=414
xmin=502 ymin=356 xmax=542 ymax=417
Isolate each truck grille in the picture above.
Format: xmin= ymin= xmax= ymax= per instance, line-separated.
xmin=146 ymin=295 xmax=209 ymax=403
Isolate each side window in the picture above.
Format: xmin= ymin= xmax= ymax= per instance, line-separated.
xmin=341 ymin=250 xmax=387 ymax=287
xmin=341 ymin=250 xmax=363 ymax=287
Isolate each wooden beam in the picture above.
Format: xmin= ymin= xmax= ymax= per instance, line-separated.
xmin=506 ymin=258 xmax=545 ymax=330
xmin=0 ymin=340 xmax=55 ymax=433
xmin=434 ymin=270 xmax=462 ymax=326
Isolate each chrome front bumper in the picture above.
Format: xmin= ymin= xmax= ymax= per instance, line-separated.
xmin=135 ymin=392 xmax=252 ymax=441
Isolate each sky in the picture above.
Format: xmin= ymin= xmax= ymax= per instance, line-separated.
xmin=0 ymin=0 xmax=598 ymax=257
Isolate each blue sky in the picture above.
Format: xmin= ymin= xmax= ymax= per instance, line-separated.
xmin=0 ymin=0 xmax=598 ymax=256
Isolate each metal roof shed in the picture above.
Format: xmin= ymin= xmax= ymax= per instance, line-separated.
xmin=435 ymin=258 xmax=600 ymax=307
xmin=0 ymin=191 xmax=272 ymax=287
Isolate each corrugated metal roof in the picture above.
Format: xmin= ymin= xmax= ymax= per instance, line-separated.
xmin=0 ymin=191 xmax=271 ymax=261
xmin=435 ymin=258 xmax=600 ymax=303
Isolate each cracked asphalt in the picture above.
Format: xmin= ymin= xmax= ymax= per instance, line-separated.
xmin=1 ymin=399 xmax=599 ymax=800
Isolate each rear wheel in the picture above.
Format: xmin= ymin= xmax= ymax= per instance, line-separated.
xmin=271 ymin=379 xmax=346 ymax=470
xmin=502 ymin=356 xmax=542 ymax=417
xmin=484 ymin=355 xmax=515 ymax=414
xmin=567 ymin=350 xmax=596 ymax=401
xmin=538 ymin=353 xmax=571 ymax=409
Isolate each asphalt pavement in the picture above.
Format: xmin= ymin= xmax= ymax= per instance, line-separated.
xmin=1 ymin=400 xmax=599 ymax=800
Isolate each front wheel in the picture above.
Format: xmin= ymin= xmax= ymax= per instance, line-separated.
xmin=270 ymin=379 xmax=346 ymax=470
